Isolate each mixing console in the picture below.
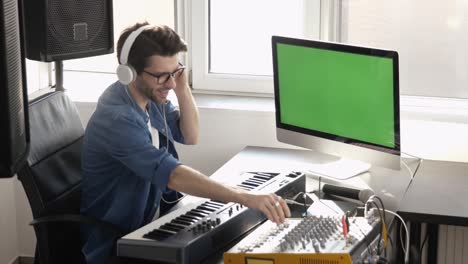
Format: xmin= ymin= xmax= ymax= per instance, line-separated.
xmin=224 ymin=216 xmax=381 ymax=264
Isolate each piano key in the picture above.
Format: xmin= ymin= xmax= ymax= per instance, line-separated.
xmin=172 ymin=219 xmax=194 ymax=226
xmin=245 ymin=178 xmax=265 ymax=185
xmin=178 ymin=215 xmax=199 ymax=222
xmin=241 ymin=181 xmax=259 ymax=188
xmin=160 ymin=223 xmax=184 ymax=232
xmin=244 ymin=179 xmax=263 ymax=186
xmin=253 ymin=175 xmax=271 ymax=181
xmin=199 ymin=205 xmax=218 ymax=211
xmin=192 ymin=208 xmax=209 ymax=213
xmin=208 ymin=200 xmax=226 ymax=206
xmin=197 ymin=206 xmax=216 ymax=212
xmin=186 ymin=211 xmax=206 ymax=218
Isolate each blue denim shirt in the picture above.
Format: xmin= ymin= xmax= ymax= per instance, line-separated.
xmin=80 ymin=81 xmax=184 ymax=264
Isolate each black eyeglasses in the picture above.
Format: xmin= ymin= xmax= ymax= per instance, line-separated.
xmin=143 ymin=63 xmax=186 ymax=85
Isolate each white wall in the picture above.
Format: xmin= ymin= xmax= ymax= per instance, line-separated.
xmin=14 ymin=179 xmax=35 ymax=259
xmin=0 ymin=178 xmax=19 ymax=264
xmin=0 ymin=177 xmax=37 ymax=264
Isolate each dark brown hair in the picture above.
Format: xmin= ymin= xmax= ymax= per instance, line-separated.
xmin=116 ymin=22 xmax=187 ymax=74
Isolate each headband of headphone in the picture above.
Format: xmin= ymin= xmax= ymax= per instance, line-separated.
xmin=116 ymin=25 xmax=153 ymax=85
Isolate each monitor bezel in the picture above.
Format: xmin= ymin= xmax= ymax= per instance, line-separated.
xmin=272 ymin=36 xmax=401 ymax=168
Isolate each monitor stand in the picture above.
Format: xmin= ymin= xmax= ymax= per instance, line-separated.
xmin=307 ymin=157 xmax=371 ymax=180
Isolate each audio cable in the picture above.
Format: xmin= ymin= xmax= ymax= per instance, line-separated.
xmin=361 ymin=196 xmax=409 ymax=264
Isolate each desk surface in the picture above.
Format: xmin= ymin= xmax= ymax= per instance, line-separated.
xmin=142 ymin=146 xmax=415 ymax=264
xmin=207 ymin=146 xmax=415 ymax=212
xmin=397 ymin=159 xmax=468 ymax=226
xmin=190 ymin=146 xmax=415 ymax=263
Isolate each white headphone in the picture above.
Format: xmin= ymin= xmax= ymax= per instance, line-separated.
xmin=116 ymin=25 xmax=153 ymax=85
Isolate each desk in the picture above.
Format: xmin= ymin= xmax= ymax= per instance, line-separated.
xmin=180 ymin=146 xmax=415 ymax=262
xmin=397 ymin=159 xmax=468 ymax=264
xmin=121 ymin=146 xmax=415 ymax=263
xmin=208 ymin=146 xmax=415 ymax=212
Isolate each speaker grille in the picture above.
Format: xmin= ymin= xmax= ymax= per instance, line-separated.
xmin=46 ymin=0 xmax=110 ymax=57
xmin=2 ymin=0 xmax=26 ymax=159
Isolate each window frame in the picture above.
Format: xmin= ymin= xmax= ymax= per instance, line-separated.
xmin=180 ymin=0 xmax=338 ymax=95
xmin=26 ymin=60 xmax=52 ymax=96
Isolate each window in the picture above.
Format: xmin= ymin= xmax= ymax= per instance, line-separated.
xmin=186 ymin=0 xmax=468 ymax=100
xmin=25 ymin=60 xmax=50 ymax=95
xmin=187 ymin=0 xmax=323 ymax=95
xmin=341 ymin=0 xmax=468 ymax=99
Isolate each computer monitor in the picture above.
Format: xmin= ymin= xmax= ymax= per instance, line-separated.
xmin=272 ymin=36 xmax=400 ymax=179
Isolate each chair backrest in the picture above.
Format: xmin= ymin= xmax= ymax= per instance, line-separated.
xmin=18 ymin=91 xmax=85 ymax=264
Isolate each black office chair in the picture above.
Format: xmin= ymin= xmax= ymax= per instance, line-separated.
xmin=17 ymin=91 xmax=124 ymax=264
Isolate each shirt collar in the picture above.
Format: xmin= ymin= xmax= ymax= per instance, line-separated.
xmin=120 ymin=83 xmax=150 ymax=123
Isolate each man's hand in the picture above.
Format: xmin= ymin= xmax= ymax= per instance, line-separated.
xmin=173 ymin=66 xmax=189 ymax=96
xmin=171 ymin=67 xmax=199 ymax=145
xmin=168 ymin=166 xmax=290 ymax=224
xmin=241 ymin=193 xmax=291 ymax=224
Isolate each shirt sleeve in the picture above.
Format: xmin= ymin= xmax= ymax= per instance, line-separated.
xmin=164 ymin=101 xmax=185 ymax=144
xmin=105 ymin=110 xmax=181 ymax=189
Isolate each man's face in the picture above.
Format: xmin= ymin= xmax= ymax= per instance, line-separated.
xmin=136 ymin=55 xmax=181 ymax=104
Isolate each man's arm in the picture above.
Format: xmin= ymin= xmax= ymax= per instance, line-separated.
xmin=173 ymin=70 xmax=199 ymax=145
xmin=167 ymin=165 xmax=291 ymax=224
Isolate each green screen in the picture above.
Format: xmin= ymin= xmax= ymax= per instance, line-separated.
xmin=277 ymin=43 xmax=395 ymax=148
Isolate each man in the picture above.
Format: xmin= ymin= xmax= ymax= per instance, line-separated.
xmin=80 ymin=22 xmax=290 ymax=264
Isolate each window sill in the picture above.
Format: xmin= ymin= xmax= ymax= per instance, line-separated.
xmin=400 ymin=96 xmax=468 ymax=123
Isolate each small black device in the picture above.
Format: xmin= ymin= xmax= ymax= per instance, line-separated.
xmin=321 ymin=184 xmax=375 ymax=203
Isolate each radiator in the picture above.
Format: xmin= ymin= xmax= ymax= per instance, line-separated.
xmin=434 ymin=225 xmax=468 ymax=264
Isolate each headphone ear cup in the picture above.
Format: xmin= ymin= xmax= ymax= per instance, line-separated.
xmin=117 ymin=64 xmax=137 ymax=85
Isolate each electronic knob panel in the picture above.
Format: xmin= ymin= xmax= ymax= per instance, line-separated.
xmin=224 ymin=216 xmax=381 ymax=264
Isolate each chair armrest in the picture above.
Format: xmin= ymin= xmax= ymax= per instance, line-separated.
xmin=30 ymin=214 xmax=126 ymax=237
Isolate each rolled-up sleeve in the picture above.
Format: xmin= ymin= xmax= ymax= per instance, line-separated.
xmin=104 ymin=111 xmax=181 ymax=189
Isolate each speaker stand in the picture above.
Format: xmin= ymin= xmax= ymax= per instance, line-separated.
xmin=55 ymin=60 xmax=65 ymax=91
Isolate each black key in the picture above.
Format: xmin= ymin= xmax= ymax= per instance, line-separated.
xmin=179 ymin=215 xmax=199 ymax=222
xmin=246 ymin=178 xmax=264 ymax=185
xmin=171 ymin=219 xmax=191 ymax=227
xmin=197 ymin=206 xmax=216 ymax=212
xmin=191 ymin=209 xmax=210 ymax=215
xmin=241 ymin=181 xmax=258 ymax=188
xmin=160 ymin=223 xmax=184 ymax=232
xmin=245 ymin=179 xmax=262 ymax=186
xmin=253 ymin=175 xmax=270 ymax=181
xmin=186 ymin=211 xmax=206 ymax=218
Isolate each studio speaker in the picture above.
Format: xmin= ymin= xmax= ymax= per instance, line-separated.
xmin=22 ymin=0 xmax=114 ymax=62
xmin=0 ymin=0 xmax=30 ymax=177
